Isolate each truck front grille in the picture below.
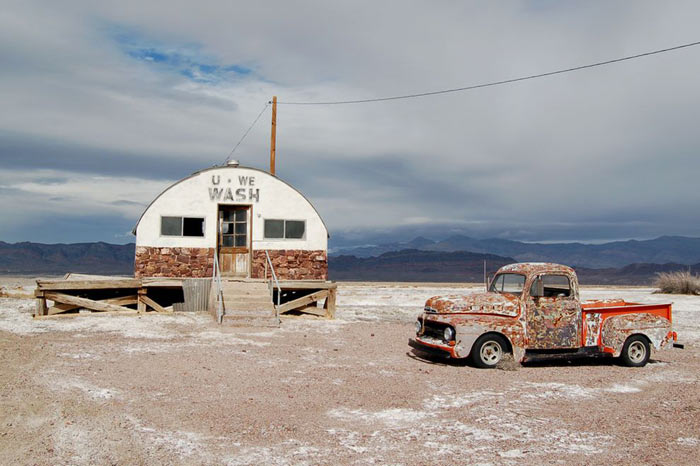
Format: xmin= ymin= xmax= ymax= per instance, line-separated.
xmin=421 ymin=318 xmax=448 ymax=340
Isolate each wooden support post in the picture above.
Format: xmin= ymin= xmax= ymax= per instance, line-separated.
xmin=270 ymin=95 xmax=277 ymax=175
xmin=137 ymin=289 xmax=147 ymax=313
xmin=324 ymin=288 xmax=337 ymax=319
xmin=35 ymin=295 xmax=47 ymax=317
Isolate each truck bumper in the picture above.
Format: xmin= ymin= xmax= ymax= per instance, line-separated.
xmin=408 ymin=338 xmax=454 ymax=358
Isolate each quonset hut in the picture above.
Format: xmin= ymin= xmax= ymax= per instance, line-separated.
xmin=131 ymin=160 xmax=329 ymax=281
xmin=33 ymin=159 xmax=335 ymax=322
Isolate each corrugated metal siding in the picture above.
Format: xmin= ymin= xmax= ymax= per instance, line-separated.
xmin=174 ymin=278 xmax=212 ymax=312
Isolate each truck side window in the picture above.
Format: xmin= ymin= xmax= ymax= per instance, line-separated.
xmin=489 ymin=273 xmax=525 ymax=294
xmin=530 ymin=274 xmax=571 ymax=298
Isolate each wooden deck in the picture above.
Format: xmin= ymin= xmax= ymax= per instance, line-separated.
xmin=33 ymin=275 xmax=337 ymax=320
xmin=34 ymin=276 xmax=183 ymax=318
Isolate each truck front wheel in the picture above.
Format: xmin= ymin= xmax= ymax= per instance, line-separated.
xmin=620 ymin=335 xmax=651 ymax=367
xmin=471 ymin=334 xmax=509 ymax=368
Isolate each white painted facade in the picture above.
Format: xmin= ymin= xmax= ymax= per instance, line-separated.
xmin=133 ymin=165 xmax=328 ymax=251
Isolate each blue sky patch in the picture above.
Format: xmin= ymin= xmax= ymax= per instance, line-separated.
xmin=109 ymin=24 xmax=254 ymax=84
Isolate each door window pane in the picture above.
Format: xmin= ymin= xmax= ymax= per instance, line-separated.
xmin=542 ymin=275 xmax=571 ymax=297
xmin=234 ymin=235 xmax=247 ymax=247
xmin=222 ymin=236 xmax=234 ymax=247
xmin=161 ymin=217 xmax=182 ymax=236
xmin=285 ymin=220 xmax=305 ymax=239
xmin=264 ymin=220 xmax=284 ymax=238
xmin=234 ymin=209 xmax=247 ymax=221
xmin=235 ymin=222 xmax=247 ymax=234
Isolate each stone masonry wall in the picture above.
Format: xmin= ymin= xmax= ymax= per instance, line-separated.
xmin=134 ymin=246 xmax=214 ymax=278
xmin=252 ymin=250 xmax=327 ymax=280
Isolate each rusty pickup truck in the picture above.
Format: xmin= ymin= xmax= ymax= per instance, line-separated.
xmin=409 ymin=262 xmax=681 ymax=368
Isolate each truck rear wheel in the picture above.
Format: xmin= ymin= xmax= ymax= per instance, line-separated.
xmin=471 ymin=334 xmax=509 ymax=368
xmin=620 ymin=335 xmax=650 ymax=367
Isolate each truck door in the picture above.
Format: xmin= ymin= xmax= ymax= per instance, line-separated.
xmin=525 ymin=274 xmax=581 ymax=349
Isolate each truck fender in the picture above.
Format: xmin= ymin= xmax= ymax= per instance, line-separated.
xmin=453 ymin=324 xmax=525 ymax=362
xmin=601 ymin=314 xmax=672 ymax=357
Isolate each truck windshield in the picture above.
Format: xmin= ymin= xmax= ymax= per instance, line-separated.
xmin=489 ymin=273 xmax=526 ymax=295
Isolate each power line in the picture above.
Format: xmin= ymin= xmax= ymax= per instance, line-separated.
xmin=278 ymin=40 xmax=700 ymax=105
xmin=224 ymin=102 xmax=269 ymax=164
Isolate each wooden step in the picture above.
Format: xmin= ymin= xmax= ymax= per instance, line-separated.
xmin=222 ymin=294 xmax=272 ymax=301
xmin=220 ymin=282 xmax=269 ymax=290
xmin=220 ymin=313 xmax=280 ymax=328
xmin=224 ymin=305 xmax=274 ymax=313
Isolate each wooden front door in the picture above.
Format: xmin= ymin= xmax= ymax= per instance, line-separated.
xmin=218 ymin=205 xmax=251 ymax=277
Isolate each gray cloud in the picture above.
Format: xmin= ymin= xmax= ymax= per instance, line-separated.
xmin=1 ymin=0 xmax=700 ymax=244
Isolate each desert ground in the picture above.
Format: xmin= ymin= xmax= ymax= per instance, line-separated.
xmin=1 ymin=278 xmax=699 ymax=465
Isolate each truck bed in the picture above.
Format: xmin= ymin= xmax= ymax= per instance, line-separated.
xmin=580 ymin=299 xmax=673 ymax=350
xmin=581 ymin=299 xmax=672 ymax=320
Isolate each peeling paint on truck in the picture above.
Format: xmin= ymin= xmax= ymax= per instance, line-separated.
xmin=410 ymin=262 xmax=675 ymax=367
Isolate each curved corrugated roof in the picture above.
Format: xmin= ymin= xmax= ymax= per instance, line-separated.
xmin=131 ymin=165 xmax=330 ymax=238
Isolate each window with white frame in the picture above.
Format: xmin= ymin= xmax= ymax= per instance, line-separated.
xmin=264 ymin=219 xmax=305 ymax=239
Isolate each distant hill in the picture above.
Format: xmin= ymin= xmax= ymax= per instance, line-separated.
xmin=330 ymin=250 xmax=516 ymax=282
xmin=1 ymin=241 xmax=698 ymax=285
xmin=332 ymin=235 xmax=700 ymax=269
xmin=0 ymin=241 xmax=135 ymax=275
xmin=330 ymin=249 xmax=700 ymax=285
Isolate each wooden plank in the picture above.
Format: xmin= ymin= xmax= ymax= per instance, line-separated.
xmin=44 ymin=292 xmax=134 ymax=313
xmin=37 ymin=279 xmax=141 ymax=291
xmin=140 ymin=295 xmax=170 ymax=313
xmin=104 ymin=295 xmax=138 ymax=306
xmin=276 ymin=281 xmax=337 ymax=290
xmin=141 ymin=278 xmax=184 ymax=287
xmin=137 ymin=289 xmax=147 ymax=313
xmin=296 ymin=305 xmax=326 ymax=317
xmin=46 ymin=295 xmax=138 ymax=315
xmin=63 ymin=273 xmax=134 ymax=281
xmin=48 ymin=303 xmax=79 ymax=315
xmin=324 ymin=288 xmax=337 ymax=319
xmin=35 ymin=297 xmax=47 ymax=317
xmin=277 ymin=290 xmax=329 ymax=315
xmin=34 ymin=309 xmax=139 ymax=320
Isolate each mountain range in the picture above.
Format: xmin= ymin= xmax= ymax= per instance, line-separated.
xmin=1 ymin=238 xmax=699 ymax=285
xmin=0 ymin=241 xmax=135 ymax=275
xmin=330 ymin=235 xmax=700 ymax=269
xmin=329 ymin=250 xmax=699 ymax=285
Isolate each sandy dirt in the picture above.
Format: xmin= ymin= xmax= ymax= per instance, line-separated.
xmin=1 ymin=279 xmax=699 ymax=465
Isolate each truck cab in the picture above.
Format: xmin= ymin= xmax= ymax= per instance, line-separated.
xmin=409 ymin=262 xmax=677 ymax=368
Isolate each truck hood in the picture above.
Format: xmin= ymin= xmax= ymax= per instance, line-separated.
xmin=424 ymin=292 xmax=520 ymax=317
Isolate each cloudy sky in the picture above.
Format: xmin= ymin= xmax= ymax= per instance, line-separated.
xmin=1 ymin=1 xmax=699 ymax=246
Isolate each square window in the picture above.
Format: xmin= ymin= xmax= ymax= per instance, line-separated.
xmin=161 ymin=217 xmax=182 ymax=236
xmin=222 ymin=235 xmax=234 ymax=247
xmin=285 ymin=220 xmax=305 ymax=239
xmin=183 ymin=217 xmax=204 ymax=237
xmin=264 ymin=219 xmax=284 ymax=239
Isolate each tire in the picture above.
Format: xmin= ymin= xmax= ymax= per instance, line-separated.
xmin=620 ymin=335 xmax=651 ymax=367
xmin=470 ymin=334 xmax=509 ymax=369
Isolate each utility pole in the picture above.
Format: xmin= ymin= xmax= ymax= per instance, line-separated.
xmin=270 ymin=96 xmax=277 ymax=175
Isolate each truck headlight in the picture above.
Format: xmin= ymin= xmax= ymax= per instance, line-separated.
xmin=443 ymin=327 xmax=455 ymax=341
xmin=415 ymin=320 xmax=422 ymax=334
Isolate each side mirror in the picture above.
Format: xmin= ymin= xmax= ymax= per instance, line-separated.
xmin=531 ymin=276 xmax=544 ymax=298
